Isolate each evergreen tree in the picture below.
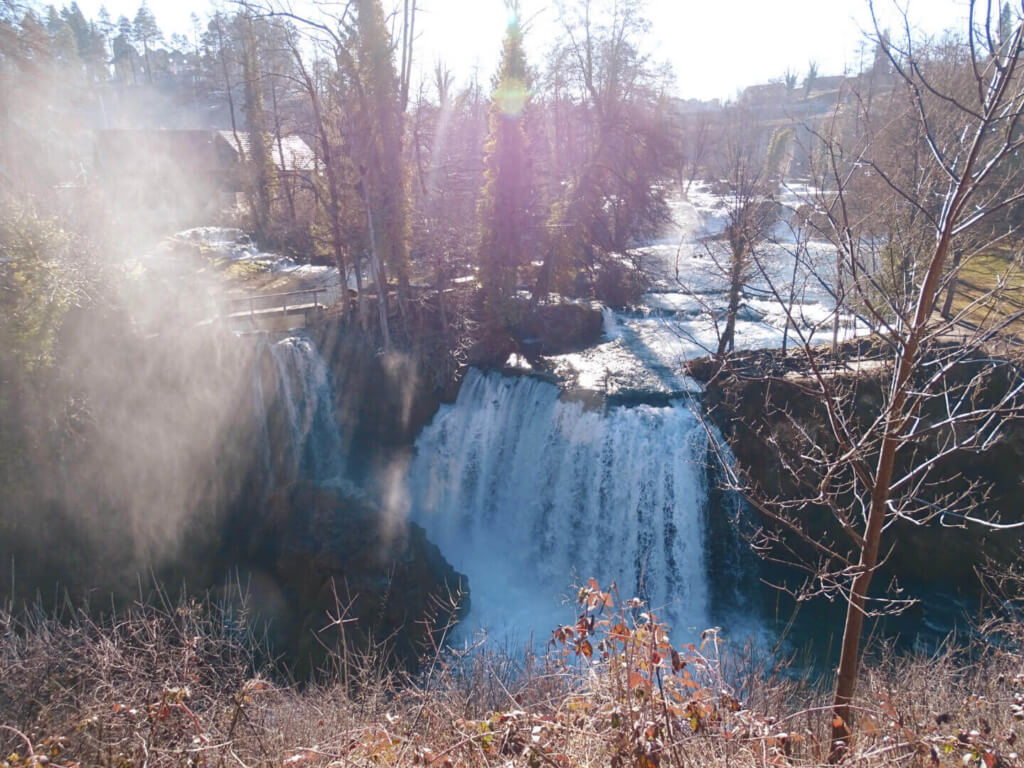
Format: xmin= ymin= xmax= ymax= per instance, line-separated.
xmin=96 ymin=6 xmax=113 ymax=45
xmin=803 ymin=59 xmax=818 ymax=98
xmin=1000 ymin=2 xmax=1017 ymax=46
xmin=96 ymin=7 xmax=114 ymax=70
xmin=238 ymin=13 xmax=275 ymax=241
xmin=60 ymin=3 xmax=89 ymax=55
xmin=46 ymin=8 xmax=79 ymax=71
xmin=352 ymin=0 xmax=411 ymax=336
xmin=18 ymin=10 xmax=53 ymax=71
xmin=477 ymin=1 xmax=537 ymax=310
xmin=112 ymin=15 xmax=136 ymax=84
xmin=131 ymin=1 xmax=160 ymax=83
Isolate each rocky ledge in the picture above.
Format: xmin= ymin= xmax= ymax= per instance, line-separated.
xmin=687 ymin=343 xmax=1024 ymax=588
xmin=229 ymin=483 xmax=468 ymax=676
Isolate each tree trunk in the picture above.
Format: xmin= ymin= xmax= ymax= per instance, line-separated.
xmin=829 ymin=477 xmax=887 ymax=760
xmin=354 ymin=253 xmax=368 ymax=330
xmin=941 ymin=247 xmax=962 ymax=319
xmin=831 ymin=149 xmax=967 ymax=758
xmin=436 ymin=257 xmax=449 ymax=339
xmin=299 ymin=60 xmax=348 ymax=324
xmin=270 ymin=79 xmax=297 ymax=226
xmin=361 ymin=173 xmax=391 ymax=347
xmin=717 ymin=241 xmax=745 ymax=358
xmin=216 ymin=20 xmax=244 ymax=164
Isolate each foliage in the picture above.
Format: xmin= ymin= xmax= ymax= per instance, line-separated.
xmin=531 ymin=0 xmax=675 ymax=304
xmin=0 ymin=201 xmax=105 ymax=598
xmin=237 ymin=11 xmax=276 ymax=240
xmin=477 ymin=5 xmax=540 ymax=314
xmin=0 ymin=203 xmax=86 ymax=373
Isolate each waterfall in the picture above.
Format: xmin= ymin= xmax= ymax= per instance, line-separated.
xmin=266 ymin=335 xmax=345 ymax=487
xmin=602 ymin=305 xmax=622 ymax=340
xmin=408 ymin=368 xmax=713 ymax=642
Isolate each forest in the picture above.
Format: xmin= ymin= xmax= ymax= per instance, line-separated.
xmin=3 ymin=0 xmax=1024 ymax=766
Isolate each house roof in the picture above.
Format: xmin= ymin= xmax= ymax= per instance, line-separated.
xmin=218 ymin=131 xmax=316 ymax=172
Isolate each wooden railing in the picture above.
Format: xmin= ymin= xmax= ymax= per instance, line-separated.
xmin=224 ymin=286 xmax=340 ymax=320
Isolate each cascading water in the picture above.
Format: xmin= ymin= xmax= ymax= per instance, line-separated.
xmin=407 ymin=368 xmax=714 ymax=642
xmin=265 ymin=334 xmax=346 ymax=487
xmin=601 ymin=305 xmax=622 ymax=340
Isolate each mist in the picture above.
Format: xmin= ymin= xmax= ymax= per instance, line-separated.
xmin=0 ymin=30 xmax=269 ymax=601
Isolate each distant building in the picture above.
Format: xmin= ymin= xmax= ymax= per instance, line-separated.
xmin=93 ymin=129 xmax=315 ymax=226
xmin=217 ymin=131 xmax=316 ymax=177
xmin=739 ymin=82 xmax=790 ymax=107
xmin=672 ymin=97 xmax=722 ymax=115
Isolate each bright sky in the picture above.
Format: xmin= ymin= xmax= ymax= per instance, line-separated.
xmin=75 ymin=0 xmax=973 ymax=100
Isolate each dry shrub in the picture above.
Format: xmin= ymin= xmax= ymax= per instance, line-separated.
xmin=1 ymin=579 xmax=1023 ymax=767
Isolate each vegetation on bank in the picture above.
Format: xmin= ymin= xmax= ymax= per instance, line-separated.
xmin=946 ymin=247 xmax=1024 ymax=338
xmin=3 ymin=579 xmax=1024 ymax=768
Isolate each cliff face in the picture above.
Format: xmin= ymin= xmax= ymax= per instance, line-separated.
xmin=227 ymin=483 xmax=468 ymax=675
xmin=0 ymin=298 xmax=470 ymax=675
xmin=307 ymin=297 xmax=605 ymax=470
xmin=219 ymin=328 xmax=470 ymax=673
xmin=689 ymin=346 xmax=1024 ymax=589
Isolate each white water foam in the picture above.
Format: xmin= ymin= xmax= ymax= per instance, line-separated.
xmin=602 ymin=305 xmax=622 ymax=340
xmin=407 ymin=368 xmax=712 ymax=645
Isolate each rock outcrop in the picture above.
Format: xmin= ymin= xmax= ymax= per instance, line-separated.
xmin=229 ymin=483 xmax=468 ymax=675
xmin=511 ymin=298 xmax=604 ymax=356
xmin=688 ymin=344 xmax=1024 ymax=588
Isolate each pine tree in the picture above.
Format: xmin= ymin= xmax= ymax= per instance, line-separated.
xmin=238 ymin=13 xmax=275 ymax=241
xmin=96 ymin=7 xmax=114 ymax=65
xmin=352 ymin=0 xmax=411 ymax=338
xmin=1000 ymin=2 xmax=1015 ymax=44
xmin=477 ymin=0 xmax=537 ymax=313
xmin=112 ymin=15 xmax=135 ymax=83
xmin=132 ymin=1 xmax=160 ymax=83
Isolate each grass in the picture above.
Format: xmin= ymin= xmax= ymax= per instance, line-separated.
xmin=949 ymin=247 xmax=1024 ymax=338
xmin=2 ymin=580 xmax=1023 ymax=768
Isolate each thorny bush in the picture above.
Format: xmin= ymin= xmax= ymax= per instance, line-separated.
xmin=3 ymin=579 xmax=1024 ymax=767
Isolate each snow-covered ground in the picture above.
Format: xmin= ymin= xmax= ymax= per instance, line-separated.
xmin=175 ymin=227 xmax=354 ymax=300
xmin=547 ymin=183 xmax=868 ymax=395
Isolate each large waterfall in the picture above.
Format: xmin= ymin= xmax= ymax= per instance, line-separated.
xmin=407 ymin=368 xmax=714 ymax=643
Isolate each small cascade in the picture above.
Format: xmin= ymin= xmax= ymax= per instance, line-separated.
xmin=602 ymin=305 xmax=622 ymax=340
xmin=266 ymin=334 xmax=345 ymax=487
xmin=408 ymin=368 xmax=713 ymax=641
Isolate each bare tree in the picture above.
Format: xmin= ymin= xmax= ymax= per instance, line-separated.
xmin=706 ymin=2 xmax=1024 ymax=759
xmin=675 ymin=108 xmax=715 ymax=194
xmin=713 ymin=121 xmax=786 ymax=358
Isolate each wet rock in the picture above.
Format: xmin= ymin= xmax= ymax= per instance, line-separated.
xmin=311 ymin=322 xmax=457 ymax=455
xmin=511 ymin=298 xmax=604 ymax=355
xmin=240 ymin=483 xmax=469 ymax=675
xmin=693 ymin=345 xmax=1024 ymax=588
